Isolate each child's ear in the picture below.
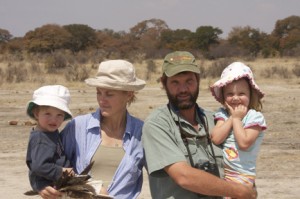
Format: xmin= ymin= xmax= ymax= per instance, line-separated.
xmin=32 ymin=107 xmax=39 ymax=120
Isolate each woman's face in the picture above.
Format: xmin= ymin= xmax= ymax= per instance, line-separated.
xmin=96 ymin=88 xmax=133 ymax=117
xmin=223 ymin=78 xmax=251 ymax=109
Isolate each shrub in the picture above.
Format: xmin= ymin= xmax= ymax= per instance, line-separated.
xmin=292 ymin=64 xmax=300 ymax=77
xmin=206 ymin=58 xmax=234 ymax=78
xmin=261 ymin=66 xmax=291 ymax=79
xmin=45 ymin=53 xmax=67 ymax=73
xmin=5 ymin=63 xmax=28 ymax=83
xmin=146 ymin=59 xmax=156 ymax=80
xmin=64 ymin=64 xmax=90 ymax=82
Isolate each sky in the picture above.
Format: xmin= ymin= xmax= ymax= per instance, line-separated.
xmin=1 ymin=0 xmax=299 ymax=39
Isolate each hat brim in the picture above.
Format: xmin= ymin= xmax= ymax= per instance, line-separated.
xmin=26 ymin=101 xmax=72 ymax=121
xmin=164 ymin=64 xmax=200 ymax=77
xmin=85 ymin=77 xmax=146 ymax=91
xmin=210 ymin=74 xmax=264 ymax=104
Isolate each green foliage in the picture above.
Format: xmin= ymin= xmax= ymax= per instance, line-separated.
xmin=160 ymin=29 xmax=194 ymax=50
xmin=193 ymin=26 xmax=222 ymax=53
xmin=63 ymin=24 xmax=97 ymax=52
xmin=228 ymin=26 xmax=266 ymax=57
xmin=1 ymin=16 xmax=300 ymax=58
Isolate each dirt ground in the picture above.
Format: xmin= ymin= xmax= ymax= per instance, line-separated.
xmin=0 ymin=79 xmax=299 ymax=199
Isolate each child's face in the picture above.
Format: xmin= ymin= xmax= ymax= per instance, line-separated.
xmin=223 ymin=78 xmax=250 ymax=109
xmin=33 ymin=106 xmax=65 ymax=132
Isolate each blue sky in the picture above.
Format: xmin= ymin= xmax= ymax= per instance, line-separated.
xmin=1 ymin=0 xmax=299 ymax=38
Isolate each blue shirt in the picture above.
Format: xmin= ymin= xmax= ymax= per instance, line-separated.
xmin=61 ymin=108 xmax=144 ymax=199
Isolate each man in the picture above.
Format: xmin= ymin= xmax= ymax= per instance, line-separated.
xmin=142 ymin=51 xmax=257 ymax=199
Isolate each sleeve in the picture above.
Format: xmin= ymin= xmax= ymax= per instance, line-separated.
xmin=29 ymin=134 xmax=62 ymax=181
xmin=142 ymin=113 xmax=186 ymax=175
xmin=213 ymin=108 xmax=228 ymax=121
xmin=244 ymin=110 xmax=267 ymax=131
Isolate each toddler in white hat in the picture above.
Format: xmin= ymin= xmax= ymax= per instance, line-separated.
xmin=210 ymin=62 xmax=267 ymax=192
xmin=25 ymin=85 xmax=74 ymax=193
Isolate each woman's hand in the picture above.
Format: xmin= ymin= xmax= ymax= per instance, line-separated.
xmin=39 ymin=186 xmax=62 ymax=199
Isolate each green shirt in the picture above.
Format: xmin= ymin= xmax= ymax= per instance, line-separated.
xmin=142 ymin=104 xmax=223 ymax=199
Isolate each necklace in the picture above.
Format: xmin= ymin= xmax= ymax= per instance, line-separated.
xmin=101 ymin=123 xmax=123 ymax=147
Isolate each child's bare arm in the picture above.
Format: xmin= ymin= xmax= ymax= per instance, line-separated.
xmin=211 ymin=118 xmax=233 ymax=145
xmin=231 ymin=104 xmax=261 ymax=150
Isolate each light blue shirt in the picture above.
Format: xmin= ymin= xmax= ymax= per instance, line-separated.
xmin=214 ymin=108 xmax=267 ymax=175
xmin=61 ymin=108 xmax=144 ymax=199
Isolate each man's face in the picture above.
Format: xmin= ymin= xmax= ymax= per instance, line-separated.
xmin=164 ymin=72 xmax=199 ymax=110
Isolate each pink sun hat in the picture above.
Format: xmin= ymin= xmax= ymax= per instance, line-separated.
xmin=210 ymin=62 xmax=264 ymax=104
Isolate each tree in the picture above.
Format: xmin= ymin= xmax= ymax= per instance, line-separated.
xmin=193 ymin=26 xmax=222 ymax=52
xmin=23 ymin=24 xmax=71 ymax=53
xmin=0 ymin=28 xmax=12 ymax=43
xmin=63 ymin=24 xmax=97 ymax=53
xmin=130 ymin=19 xmax=169 ymax=57
xmin=160 ymin=29 xmax=194 ymax=50
xmin=271 ymin=15 xmax=300 ymax=54
xmin=228 ymin=26 xmax=266 ymax=57
xmin=95 ymin=29 xmax=129 ymax=58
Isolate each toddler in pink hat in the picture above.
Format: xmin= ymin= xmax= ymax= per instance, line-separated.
xmin=210 ymin=62 xmax=267 ymax=194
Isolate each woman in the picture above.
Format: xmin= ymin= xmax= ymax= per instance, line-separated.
xmin=39 ymin=60 xmax=146 ymax=199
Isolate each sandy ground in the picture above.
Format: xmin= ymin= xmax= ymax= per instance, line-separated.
xmin=0 ymin=79 xmax=299 ymax=199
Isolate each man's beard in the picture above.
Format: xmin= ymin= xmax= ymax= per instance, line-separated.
xmin=166 ymin=88 xmax=199 ymax=110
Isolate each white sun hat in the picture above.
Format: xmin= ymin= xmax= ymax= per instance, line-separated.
xmin=210 ymin=62 xmax=264 ymax=104
xmin=26 ymin=85 xmax=72 ymax=120
xmin=85 ymin=60 xmax=146 ymax=91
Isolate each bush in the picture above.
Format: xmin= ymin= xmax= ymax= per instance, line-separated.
xmin=292 ymin=64 xmax=300 ymax=77
xmin=261 ymin=66 xmax=291 ymax=79
xmin=206 ymin=58 xmax=233 ymax=78
xmin=64 ymin=64 xmax=90 ymax=82
xmin=45 ymin=53 xmax=67 ymax=73
xmin=5 ymin=63 xmax=28 ymax=83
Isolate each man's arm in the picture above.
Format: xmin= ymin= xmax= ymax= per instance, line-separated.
xmin=165 ymin=161 xmax=256 ymax=199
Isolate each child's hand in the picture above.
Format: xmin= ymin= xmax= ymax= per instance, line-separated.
xmin=232 ymin=104 xmax=248 ymax=120
xmin=62 ymin=167 xmax=75 ymax=176
xmin=225 ymin=102 xmax=247 ymax=120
